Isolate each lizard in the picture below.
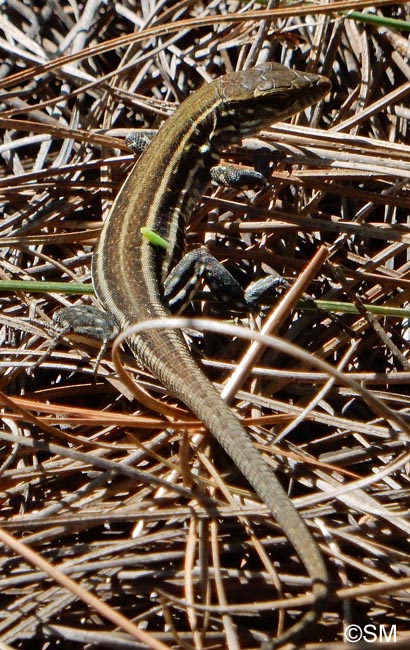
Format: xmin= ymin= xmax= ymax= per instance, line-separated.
xmin=58 ymin=62 xmax=331 ymax=646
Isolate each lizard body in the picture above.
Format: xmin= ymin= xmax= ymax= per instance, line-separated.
xmin=93 ymin=63 xmax=331 ymax=646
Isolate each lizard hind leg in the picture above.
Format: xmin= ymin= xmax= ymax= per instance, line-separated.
xmin=32 ymin=305 xmax=119 ymax=374
xmin=164 ymin=246 xmax=286 ymax=314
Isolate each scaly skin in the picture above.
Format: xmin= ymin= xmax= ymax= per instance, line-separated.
xmin=93 ymin=63 xmax=331 ymax=646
